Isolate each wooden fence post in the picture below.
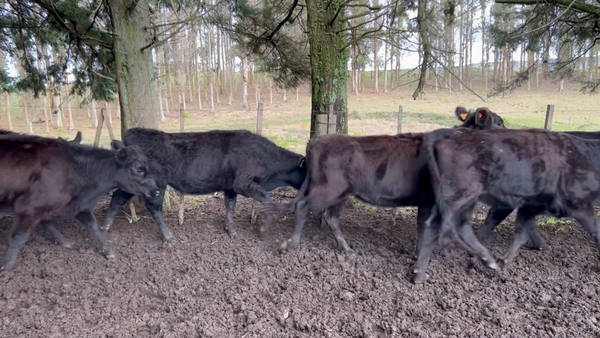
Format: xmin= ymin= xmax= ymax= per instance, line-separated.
xmin=397 ymin=105 xmax=403 ymax=134
xmin=103 ymin=109 xmax=116 ymax=141
xmin=544 ymin=104 xmax=554 ymax=130
xmin=93 ymin=108 xmax=106 ymax=148
xmin=256 ymin=102 xmax=263 ymax=135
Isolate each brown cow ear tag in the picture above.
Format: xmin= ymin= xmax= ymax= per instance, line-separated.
xmin=460 ymin=113 xmax=468 ymax=121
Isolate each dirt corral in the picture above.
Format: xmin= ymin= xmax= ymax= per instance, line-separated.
xmin=1 ymin=187 xmax=599 ymax=338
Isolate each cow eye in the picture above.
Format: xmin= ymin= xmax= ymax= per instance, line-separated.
xmin=137 ymin=167 xmax=146 ymax=175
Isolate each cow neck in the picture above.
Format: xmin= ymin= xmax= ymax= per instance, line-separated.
xmin=71 ymin=148 xmax=121 ymax=194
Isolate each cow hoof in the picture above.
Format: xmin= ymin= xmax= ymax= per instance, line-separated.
xmin=279 ymin=239 xmax=296 ymax=253
xmin=486 ymin=259 xmax=501 ymax=270
xmin=1 ymin=262 xmax=15 ymax=272
xmin=412 ymin=271 xmax=429 ymax=284
xmin=60 ymin=241 xmax=75 ymax=249
xmin=339 ymin=245 xmax=353 ymax=253
xmin=526 ymin=242 xmax=550 ymax=251
xmin=226 ymin=229 xmax=236 ymax=238
xmin=106 ymin=252 xmax=116 ymax=259
xmin=163 ymin=232 xmax=175 ymax=242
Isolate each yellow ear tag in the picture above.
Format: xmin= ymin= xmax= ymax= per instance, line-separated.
xmin=460 ymin=113 xmax=468 ymax=121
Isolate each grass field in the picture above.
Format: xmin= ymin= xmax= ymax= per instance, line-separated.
xmin=2 ymin=75 xmax=599 ymax=154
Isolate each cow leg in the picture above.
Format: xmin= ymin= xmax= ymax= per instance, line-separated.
xmin=100 ymin=189 xmax=134 ymax=232
xmin=280 ymin=199 xmax=309 ymax=252
xmin=413 ymin=207 xmax=441 ymax=284
xmin=323 ymin=202 xmax=352 ymax=252
xmin=41 ymin=221 xmax=74 ymax=249
xmin=499 ymin=209 xmax=536 ymax=268
xmin=144 ymin=194 xmax=175 ymax=242
xmin=2 ymin=215 xmax=39 ymax=271
xmin=571 ymin=207 xmax=600 ymax=250
xmin=224 ymin=190 xmax=238 ymax=237
xmin=480 ymin=207 xmax=548 ymax=251
xmin=413 ymin=205 xmax=433 ymax=258
xmin=454 ymin=208 xmax=500 ymax=270
xmin=478 ymin=207 xmax=512 ymax=246
xmin=526 ymin=224 xmax=549 ymax=251
xmin=75 ymin=210 xmax=113 ymax=258
xmin=234 ymin=183 xmax=274 ymax=235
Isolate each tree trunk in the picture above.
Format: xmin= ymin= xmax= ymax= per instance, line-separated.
xmin=458 ymin=5 xmax=464 ymax=92
xmin=527 ymin=50 xmax=534 ymax=91
xmin=383 ymin=41 xmax=388 ymax=93
xmin=43 ymin=103 xmax=49 ymax=132
xmin=502 ymin=45 xmax=509 ymax=84
xmin=444 ymin=3 xmax=453 ymax=91
xmin=481 ymin=0 xmax=486 ymax=87
xmin=241 ymin=55 xmax=248 ymax=108
xmin=306 ymin=0 xmax=349 ymax=137
xmin=3 ymin=93 xmax=10 ymax=131
xmin=108 ymin=0 xmax=157 ymax=138
xmin=65 ymin=84 xmax=74 ymax=130
xmin=269 ymin=79 xmax=273 ymax=105
xmin=374 ymin=37 xmax=379 ymax=93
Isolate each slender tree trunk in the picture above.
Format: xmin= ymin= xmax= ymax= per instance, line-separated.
xmin=3 ymin=92 xmax=10 ymax=131
xmin=527 ymin=50 xmax=534 ymax=91
xmin=42 ymin=103 xmax=49 ymax=132
xmin=282 ymin=87 xmax=287 ymax=102
xmin=383 ymin=41 xmax=388 ymax=93
xmin=588 ymin=50 xmax=595 ymax=81
xmin=65 ymin=84 xmax=74 ymax=130
xmin=269 ymin=79 xmax=273 ymax=105
xmin=157 ymin=74 xmax=166 ymax=121
xmin=458 ymin=5 xmax=464 ymax=92
xmin=241 ymin=54 xmax=248 ymax=108
xmin=374 ymin=37 xmax=379 ymax=93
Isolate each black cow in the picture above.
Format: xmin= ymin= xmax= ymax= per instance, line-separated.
xmin=0 ymin=133 xmax=160 ymax=270
xmin=0 ymin=130 xmax=83 ymax=248
xmin=261 ymin=107 xmax=505 ymax=254
xmin=416 ymin=127 xmax=600 ymax=284
xmin=100 ymin=128 xmax=307 ymax=241
xmin=479 ymin=130 xmax=600 ymax=251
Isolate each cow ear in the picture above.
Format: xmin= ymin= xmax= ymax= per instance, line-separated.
xmin=475 ymin=108 xmax=491 ymax=125
xmin=115 ymin=148 xmax=129 ymax=165
xmin=455 ymin=106 xmax=470 ymax=122
xmin=111 ymin=140 xmax=125 ymax=150
xmin=73 ymin=131 xmax=82 ymax=144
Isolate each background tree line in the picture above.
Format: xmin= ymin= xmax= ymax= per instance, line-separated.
xmin=0 ymin=0 xmax=598 ymax=138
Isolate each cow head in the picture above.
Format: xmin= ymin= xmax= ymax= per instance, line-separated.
xmin=111 ymin=140 xmax=160 ymax=199
xmin=455 ymin=106 xmax=505 ymax=130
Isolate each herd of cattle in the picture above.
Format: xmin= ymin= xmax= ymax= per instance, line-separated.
xmin=1 ymin=106 xmax=600 ymax=284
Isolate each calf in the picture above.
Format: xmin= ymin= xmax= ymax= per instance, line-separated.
xmin=0 ymin=133 xmax=159 ymax=270
xmin=100 ymin=128 xmax=307 ymax=241
xmin=416 ymin=128 xmax=600 ymax=284
xmin=262 ymin=107 xmax=505 ymax=255
xmin=479 ymin=130 xmax=600 ymax=251
xmin=0 ymin=130 xmax=83 ymax=248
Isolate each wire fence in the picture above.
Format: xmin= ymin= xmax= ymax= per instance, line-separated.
xmin=2 ymin=103 xmax=600 ymax=153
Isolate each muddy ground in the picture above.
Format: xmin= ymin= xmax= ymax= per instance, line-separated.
xmin=1 ymin=187 xmax=599 ymax=338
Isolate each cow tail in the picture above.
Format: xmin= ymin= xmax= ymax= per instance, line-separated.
xmin=425 ymin=132 xmax=456 ymax=246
